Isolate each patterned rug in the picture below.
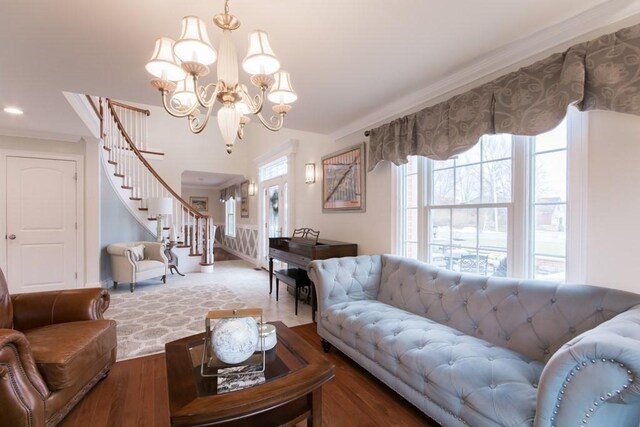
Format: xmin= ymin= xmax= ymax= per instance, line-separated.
xmin=106 ymin=282 xmax=247 ymax=359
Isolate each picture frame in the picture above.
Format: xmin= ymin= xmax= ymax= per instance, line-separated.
xmin=240 ymin=180 xmax=249 ymax=218
xmin=189 ymin=196 xmax=208 ymax=212
xmin=322 ymin=142 xmax=366 ymax=212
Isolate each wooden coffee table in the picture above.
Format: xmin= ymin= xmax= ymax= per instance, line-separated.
xmin=165 ymin=321 xmax=334 ymax=426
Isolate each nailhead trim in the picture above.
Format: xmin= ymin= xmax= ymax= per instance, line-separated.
xmin=552 ymin=358 xmax=634 ymax=426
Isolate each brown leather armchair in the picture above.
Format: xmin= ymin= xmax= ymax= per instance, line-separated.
xmin=0 ymin=268 xmax=117 ymax=426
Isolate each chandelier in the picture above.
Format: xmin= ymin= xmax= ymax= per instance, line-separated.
xmin=145 ymin=0 xmax=297 ymax=153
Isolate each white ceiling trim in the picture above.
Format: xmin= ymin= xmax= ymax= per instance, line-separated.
xmin=0 ymin=127 xmax=82 ymax=143
xmin=62 ymin=91 xmax=100 ymax=140
xmin=329 ymin=0 xmax=640 ymax=141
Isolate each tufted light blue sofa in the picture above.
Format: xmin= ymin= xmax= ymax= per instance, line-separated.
xmin=308 ymin=254 xmax=640 ymax=427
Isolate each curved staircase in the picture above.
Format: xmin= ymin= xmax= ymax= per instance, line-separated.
xmin=94 ymin=97 xmax=215 ymax=271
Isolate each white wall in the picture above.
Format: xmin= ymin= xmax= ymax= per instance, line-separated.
xmin=586 ymin=111 xmax=640 ymax=292
xmin=245 ymin=125 xmax=392 ymax=255
xmin=180 ymin=185 xmax=221 ymax=220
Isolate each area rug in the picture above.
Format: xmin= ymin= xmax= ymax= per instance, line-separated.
xmin=106 ymin=282 xmax=246 ymax=359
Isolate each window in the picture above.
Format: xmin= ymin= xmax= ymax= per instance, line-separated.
xmin=259 ymin=156 xmax=288 ymax=181
xmin=428 ymin=134 xmax=512 ymax=277
xmin=225 ymin=197 xmax=236 ymax=238
xmin=397 ymin=113 xmax=583 ymax=282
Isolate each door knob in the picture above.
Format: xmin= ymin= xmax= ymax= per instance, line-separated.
xmin=7 ymin=234 xmax=16 ymax=240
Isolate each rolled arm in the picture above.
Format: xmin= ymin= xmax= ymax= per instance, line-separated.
xmin=0 ymin=329 xmax=49 ymax=426
xmin=11 ymin=288 xmax=111 ymax=331
xmin=535 ymin=304 xmax=640 ymax=427
xmin=308 ymin=255 xmax=382 ymax=317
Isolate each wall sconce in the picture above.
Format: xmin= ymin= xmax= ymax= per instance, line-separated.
xmin=248 ymin=181 xmax=257 ymax=196
xmin=305 ymin=163 xmax=316 ymax=184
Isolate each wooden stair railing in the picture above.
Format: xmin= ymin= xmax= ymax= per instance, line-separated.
xmin=98 ymin=97 xmax=215 ymax=266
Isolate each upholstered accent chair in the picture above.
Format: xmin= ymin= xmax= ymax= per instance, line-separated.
xmin=107 ymin=241 xmax=168 ymax=292
xmin=0 ymin=268 xmax=117 ymax=426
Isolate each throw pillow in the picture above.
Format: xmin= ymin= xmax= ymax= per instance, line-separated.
xmin=129 ymin=245 xmax=145 ymax=262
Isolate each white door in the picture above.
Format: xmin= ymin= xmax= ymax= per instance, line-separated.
xmin=6 ymin=157 xmax=78 ymax=293
xmin=261 ymin=178 xmax=287 ymax=269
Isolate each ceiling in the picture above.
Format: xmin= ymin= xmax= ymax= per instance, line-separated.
xmin=181 ymin=170 xmax=242 ymax=188
xmin=1 ymin=0 xmax=639 ymax=142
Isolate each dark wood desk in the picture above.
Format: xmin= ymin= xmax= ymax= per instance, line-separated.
xmin=165 ymin=322 xmax=334 ymax=426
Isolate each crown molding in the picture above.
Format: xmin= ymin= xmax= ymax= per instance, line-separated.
xmin=329 ymin=0 xmax=640 ymax=141
xmin=0 ymin=127 xmax=82 ymax=143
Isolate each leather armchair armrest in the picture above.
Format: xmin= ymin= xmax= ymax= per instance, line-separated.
xmin=535 ymin=304 xmax=640 ymax=427
xmin=0 ymin=329 xmax=49 ymax=426
xmin=11 ymin=288 xmax=111 ymax=331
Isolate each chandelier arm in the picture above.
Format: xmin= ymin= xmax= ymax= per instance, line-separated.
xmin=193 ymin=76 xmax=222 ymax=109
xmin=237 ymin=86 xmax=265 ymax=115
xmin=187 ymin=100 xmax=218 ymax=134
xmin=255 ymin=112 xmax=285 ymax=132
xmin=160 ymin=90 xmax=199 ymax=118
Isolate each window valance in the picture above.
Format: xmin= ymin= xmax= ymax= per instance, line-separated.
xmin=368 ymin=23 xmax=640 ymax=171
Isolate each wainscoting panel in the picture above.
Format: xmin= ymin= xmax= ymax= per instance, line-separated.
xmin=215 ymin=224 xmax=258 ymax=261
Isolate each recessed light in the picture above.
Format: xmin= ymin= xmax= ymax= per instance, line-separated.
xmin=4 ymin=107 xmax=24 ymax=115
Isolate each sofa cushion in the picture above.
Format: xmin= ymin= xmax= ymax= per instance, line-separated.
xmin=322 ymin=300 xmax=544 ymax=426
xmin=135 ymin=259 xmax=164 ymax=273
xmin=24 ymin=319 xmax=117 ymax=391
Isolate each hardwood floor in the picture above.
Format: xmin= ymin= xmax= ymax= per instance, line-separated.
xmin=61 ymin=323 xmax=432 ymax=427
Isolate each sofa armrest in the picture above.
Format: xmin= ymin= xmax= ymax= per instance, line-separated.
xmin=0 ymin=329 xmax=49 ymax=425
xmin=11 ymin=288 xmax=111 ymax=331
xmin=308 ymin=255 xmax=382 ymax=317
xmin=535 ymin=304 xmax=640 ymax=427
xmin=144 ymin=242 xmax=168 ymax=265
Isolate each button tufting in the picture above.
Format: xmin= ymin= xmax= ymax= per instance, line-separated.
xmin=570 ymin=327 xmax=576 ymax=333
xmin=597 ymin=307 xmax=604 ymax=312
xmin=551 ymin=298 xmax=556 ymax=303
xmin=490 ymin=384 xmax=496 ymax=389
xmin=482 ymin=285 xmax=487 ymax=290
xmin=448 ymin=360 xmax=454 ymax=366
xmin=493 ymin=307 xmax=498 ymax=311
xmin=527 ymin=317 xmax=532 ymax=323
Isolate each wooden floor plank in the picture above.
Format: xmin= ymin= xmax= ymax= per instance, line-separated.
xmin=61 ymin=324 xmax=432 ymax=426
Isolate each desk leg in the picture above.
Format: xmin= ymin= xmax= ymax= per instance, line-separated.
xmin=308 ymin=387 xmax=322 ymax=427
xmin=269 ymin=257 xmax=274 ymax=295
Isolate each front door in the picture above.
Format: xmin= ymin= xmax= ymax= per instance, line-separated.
xmin=261 ymin=179 xmax=287 ymax=269
xmin=6 ymin=156 xmax=78 ymax=293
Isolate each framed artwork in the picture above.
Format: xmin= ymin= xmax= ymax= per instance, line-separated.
xmin=189 ymin=196 xmax=208 ymax=212
xmin=240 ymin=180 xmax=249 ymax=218
xmin=322 ymin=142 xmax=366 ymax=212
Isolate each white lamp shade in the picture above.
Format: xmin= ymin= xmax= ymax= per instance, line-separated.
xmin=148 ymin=197 xmax=173 ymax=216
xmin=146 ymin=38 xmax=187 ymax=82
xmin=217 ymin=104 xmax=241 ymax=148
xmin=171 ymin=77 xmax=198 ymax=110
xmin=268 ymin=70 xmax=297 ymax=104
xmin=217 ymin=30 xmax=239 ymax=86
xmin=174 ymin=16 xmax=217 ymax=65
xmin=242 ymin=30 xmax=280 ymax=76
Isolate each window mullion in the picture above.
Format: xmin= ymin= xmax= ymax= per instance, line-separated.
xmin=511 ymin=135 xmax=528 ymax=278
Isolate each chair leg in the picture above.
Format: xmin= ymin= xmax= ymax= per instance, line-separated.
xmin=113 ymin=281 xmax=118 ymax=290
xmin=295 ymin=285 xmax=299 ymax=316
xmin=321 ymin=339 xmax=331 ymax=353
xmin=276 ymin=278 xmax=279 ymax=301
xmin=162 ymin=275 xmax=166 ymax=284
xmin=130 ymin=283 xmax=134 ymax=293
